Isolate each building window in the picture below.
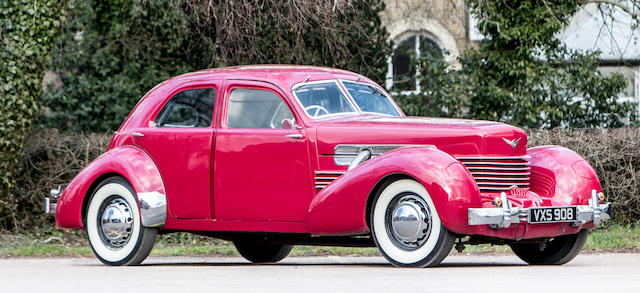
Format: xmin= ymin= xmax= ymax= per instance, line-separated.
xmin=386 ymin=32 xmax=444 ymax=93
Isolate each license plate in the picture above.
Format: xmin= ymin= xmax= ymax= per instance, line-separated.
xmin=528 ymin=207 xmax=577 ymax=224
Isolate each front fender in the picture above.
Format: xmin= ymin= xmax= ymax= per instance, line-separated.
xmin=55 ymin=146 xmax=166 ymax=229
xmin=306 ymin=147 xmax=480 ymax=235
xmin=528 ymin=145 xmax=602 ymax=206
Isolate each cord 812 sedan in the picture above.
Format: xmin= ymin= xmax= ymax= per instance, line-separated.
xmin=46 ymin=65 xmax=611 ymax=267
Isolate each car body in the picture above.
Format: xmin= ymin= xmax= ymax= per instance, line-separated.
xmin=47 ymin=65 xmax=611 ymax=267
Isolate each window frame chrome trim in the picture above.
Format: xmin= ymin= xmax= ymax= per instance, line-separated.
xmin=290 ymin=79 xmax=360 ymax=120
xmin=339 ymin=80 xmax=403 ymax=117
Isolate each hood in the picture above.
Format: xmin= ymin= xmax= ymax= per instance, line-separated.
xmin=315 ymin=115 xmax=527 ymax=157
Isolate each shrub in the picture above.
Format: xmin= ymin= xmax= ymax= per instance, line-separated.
xmin=529 ymin=128 xmax=640 ymax=224
xmin=9 ymin=128 xmax=640 ymax=232
xmin=12 ymin=130 xmax=111 ymax=231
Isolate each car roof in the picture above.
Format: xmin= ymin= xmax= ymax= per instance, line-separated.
xmin=165 ymin=65 xmax=378 ymax=91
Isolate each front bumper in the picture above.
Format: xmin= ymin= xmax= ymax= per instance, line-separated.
xmin=44 ymin=186 xmax=62 ymax=214
xmin=468 ymin=190 xmax=611 ymax=228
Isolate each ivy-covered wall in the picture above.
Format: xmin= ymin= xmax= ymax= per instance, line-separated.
xmin=0 ymin=0 xmax=66 ymax=229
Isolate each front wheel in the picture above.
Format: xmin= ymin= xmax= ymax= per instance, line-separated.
xmin=370 ymin=179 xmax=455 ymax=267
xmin=510 ymin=229 xmax=589 ymax=265
xmin=233 ymin=239 xmax=293 ymax=263
xmin=86 ymin=177 xmax=157 ymax=266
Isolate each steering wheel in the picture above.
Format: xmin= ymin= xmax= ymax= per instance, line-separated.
xmin=304 ymin=105 xmax=329 ymax=118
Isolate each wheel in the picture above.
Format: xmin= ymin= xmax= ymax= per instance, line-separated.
xmin=233 ymin=238 xmax=293 ymax=263
xmin=370 ymin=179 xmax=455 ymax=267
xmin=86 ymin=176 xmax=157 ymax=266
xmin=510 ymin=229 xmax=589 ymax=265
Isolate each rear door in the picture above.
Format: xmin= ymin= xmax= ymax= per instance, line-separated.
xmin=213 ymin=80 xmax=312 ymax=221
xmin=132 ymin=80 xmax=220 ymax=219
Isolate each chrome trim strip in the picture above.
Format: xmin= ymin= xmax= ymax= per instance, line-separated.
xmin=314 ymin=171 xmax=346 ymax=175
xmin=470 ymin=172 xmax=531 ymax=176
xmin=459 ymin=161 xmax=530 ymax=166
xmin=457 ymin=156 xmax=531 ymax=160
xmin=474 ymin=177 xmax=530 ymax=181
xmin=333 ymin=144 xmax=436 ymax=166
xmin=463 ymin=163 xmax=531 ymax=171
xmin=314 ymin=177 xmax=340 ymax=180
xmin=137 ymin=191 xmax=167 ymax=227
xmin=477 ymin=182 xmax=530 ymax=186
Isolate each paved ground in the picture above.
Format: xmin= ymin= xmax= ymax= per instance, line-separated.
xmin=1 ymin=253 xmax=638 ymax=292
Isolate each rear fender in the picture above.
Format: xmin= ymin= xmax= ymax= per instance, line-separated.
xmin=306 ymin=147 xmax=480 ymax=235
xmin=55 ymin=146 xmax=166 ymax=229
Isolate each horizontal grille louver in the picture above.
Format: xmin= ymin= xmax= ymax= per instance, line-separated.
xmin=456 ymin=156 xmax=530 ymax=192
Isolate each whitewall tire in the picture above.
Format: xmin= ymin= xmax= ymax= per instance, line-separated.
xmin=371 ymin=179 xmax=455 ymax=267
xmin=86 ymin=177 xmax=157 ymax=266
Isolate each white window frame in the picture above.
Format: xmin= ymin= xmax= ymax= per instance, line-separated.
xmin=386 ymin=32 xmax=443 ymax=96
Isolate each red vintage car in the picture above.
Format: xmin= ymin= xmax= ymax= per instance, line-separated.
xmin=46 ymin=65 xmax=611 ymax=267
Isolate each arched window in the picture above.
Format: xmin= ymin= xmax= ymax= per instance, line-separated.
xmin=386 ymin=32 xmax=444 ymax=93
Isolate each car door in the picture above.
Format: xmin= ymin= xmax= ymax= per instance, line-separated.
xmin=213 ymin=80 xmax=312 ymax=222
xmin=132 ymin=81 xmax=219 ymax=219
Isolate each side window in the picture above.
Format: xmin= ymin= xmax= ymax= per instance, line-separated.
xmin=156 ymin=88 xmax=215 ymax=128
xmin=227 ymin=88 xmax=294 ymax=129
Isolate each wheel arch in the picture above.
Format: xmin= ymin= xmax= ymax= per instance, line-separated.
xmin=364 ymin=173 xmax=416 ymax=230
xmin=55 ymin=146 xmax=167 ymax=229
xmin=81 ymin=172 xmax=124 ymax=226
xmin=306 ymin=147 xmax=481 ymax=236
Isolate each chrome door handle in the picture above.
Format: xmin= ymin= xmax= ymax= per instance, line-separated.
xmin=285 ymin=134 xmax=303 ymax=139
xmin=132 ymin=132 xmax=144 ymax=137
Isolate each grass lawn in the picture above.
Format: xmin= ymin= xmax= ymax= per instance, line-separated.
xmin=1 ymin=224 xmax=638 ymax=258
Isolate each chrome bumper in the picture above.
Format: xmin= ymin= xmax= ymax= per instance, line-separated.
xmin=44 ymin=185 xmax=62 ymax=214
xmin=468 ymin=190 xmax=611 ymax=228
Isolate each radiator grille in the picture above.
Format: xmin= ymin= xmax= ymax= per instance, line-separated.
xmin=456 ymin=156 xmax=530 ymax=192
xmin=314 ymin=171 xmax=345 ymax=189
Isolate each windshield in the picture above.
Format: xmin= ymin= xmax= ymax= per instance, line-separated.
xmin=293 ymin=82 xmax=357 ymax=118
xmin=343 ymin=81 xmax=401 ymax=116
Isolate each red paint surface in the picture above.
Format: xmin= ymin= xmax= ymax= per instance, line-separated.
xmin=56 ymin=65 xmax=603 ymax=240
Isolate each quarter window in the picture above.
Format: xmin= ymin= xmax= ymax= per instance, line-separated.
xmin=227 ymin=88 xmax=294 ymax=129
xmin=155 ymin=88 xmax=215 ymax=128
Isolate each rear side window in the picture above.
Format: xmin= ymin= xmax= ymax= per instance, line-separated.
xmin=155 ymin=88 xmax=215 ymax=128
xmin=227 ymin=88 xmax=294 ymax=129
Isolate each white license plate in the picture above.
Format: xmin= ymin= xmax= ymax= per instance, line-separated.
xmin=528 ymin=207 xmax=578 ymax=224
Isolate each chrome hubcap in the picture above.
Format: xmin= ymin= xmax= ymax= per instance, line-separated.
xmin=386 ymin=193 xmax=432 ymax=250
xmin=98 ymin=197 xmax=133 ymax=248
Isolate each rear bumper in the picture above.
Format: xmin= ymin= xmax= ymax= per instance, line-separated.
xmin=44 ymin=186 xmax=62 ymax=214
xmin=468 ymin=189 xmax=611 ymax=228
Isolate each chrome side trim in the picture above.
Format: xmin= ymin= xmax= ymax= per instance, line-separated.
xmin=468 ymin=190 xmax=611 ymax=228
xmin=137 ymin=191 xmax=167 ymax=227
xmin=347 ymin=149 xmax=372 ymax=171
xmin=333 ymin=144 xmax=436 ymax=166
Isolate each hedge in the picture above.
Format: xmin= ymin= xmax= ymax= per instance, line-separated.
xmin=6 ymin=128 xmax=639 ymax=231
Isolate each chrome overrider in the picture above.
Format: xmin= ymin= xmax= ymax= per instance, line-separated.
xmin=44 ymin=187 xmax=166 ymax=228
xmin=468 ymin=190 xmax=611 ymax=228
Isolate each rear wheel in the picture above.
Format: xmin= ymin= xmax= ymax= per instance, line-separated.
xmin=510 ymin=229 xmax=589 ymax=265
xmin=370 ymin=179 xmax=455 ymax=267
xmin=233 ymin=239 xmax=293 ymax=263
xmin=86 ymin=177 xmax=157 ymax=266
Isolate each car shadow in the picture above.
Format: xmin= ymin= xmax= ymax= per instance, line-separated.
xmin=133 ymin=260 xmax=525 ymax=268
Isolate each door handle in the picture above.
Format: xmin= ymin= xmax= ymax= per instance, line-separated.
xmin=285 ymin=133 xmax=303 ymax=139
xmin=132 ymin=132 xmax=144 ymax=137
